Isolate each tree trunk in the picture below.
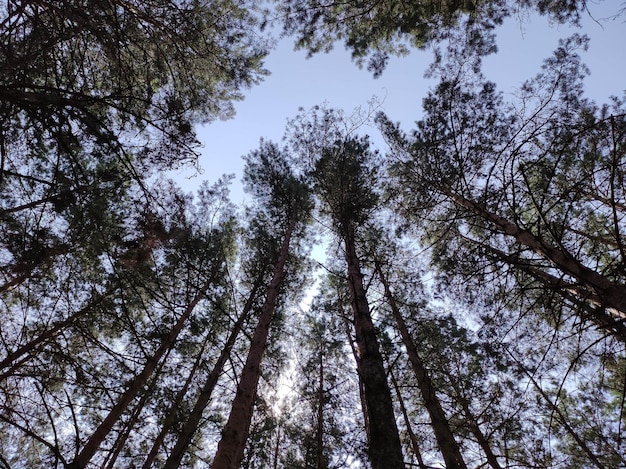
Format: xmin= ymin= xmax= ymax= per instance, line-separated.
xmin=376 ymin=262 xmax=467 ymax=469
xmin=272 ymin=424 xmax=281 ymax=469
xmin=103 ymin=360 xmax=164 ymax=469
xmin=508 ymin=350 xmax=609 ymax=469
xmin=344 ymin=315 xmax=370 ymax=447
xmin=458 ymin=232 xmax=626 ymax=342
xmin=390 ymin=369 xmax=427 ymax=469
xmin=67 ymin=264 xmax=221 ymax=469
xmin=315 ymin=349 xmax=325 ymax=469
xmin=211 ymin=217 xmax=296 ymax=469
xmin=447 ymin=380 xmax=502 ymax=469
xmin=162 ymin=279 xmax=263 ymax=468
xmin=342 ymin=225 xmax=405 ymax=469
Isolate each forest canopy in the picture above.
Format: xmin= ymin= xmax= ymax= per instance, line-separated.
xmin=0 ymin=1 xmax=624 ymax=468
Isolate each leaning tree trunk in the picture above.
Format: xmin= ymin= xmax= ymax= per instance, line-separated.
xmin=0 ymin=286 xmax=115 ymax=376
xmin=142 ymin=353 xmax=202 ymax=468
xmin=445 ymin=374 xmax=502 ymax=469
xmin=376 ymin=262 xmax=467 ymax=469
xmin=211 ymin=217 xmax=296 ymax=469
xmin=342 ymin=225 xmax=405 ymax=469
xmin=444 ymin=185 xmax=626 ymax=320
xmin=457 ymin=232 xmax=626 ymax=342
xmin=103 ymin=359 xmax=165 ymax=469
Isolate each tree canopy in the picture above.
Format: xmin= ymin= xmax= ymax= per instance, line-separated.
xmin=273 ymin=0 xmax=590 ymax=76
xmin=1 ymin=1 xmax=624 ymax=468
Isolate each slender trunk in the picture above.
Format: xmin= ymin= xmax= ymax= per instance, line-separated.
xmin=459 ymin=233 xmax=626 ymax=341
xmin=315 ymin=349 xmax=325 ymax=469
xmin=67 ymin=265 xmax=221 ymax=469
xmin=0 ymin=271 xmax=30 ymax=295
xmin=304 ymin=438 xmax=312 ymax=469
xmin=272 ymin=425 xmax=281 ymax=469
xmin=444 ymin=186 xmax=626 ymax=316
xmin=103 ymin=359 xmax=165 ymax=469
xmin=211 ymin=217 xmax=296 ymax=469
xmin=162 ymin=279 xmax=263 ymax=468
xmin=376 ymin=263 xmax=467 ymax=469
xmin=344 ymin=315 xmax=370 ymax=446
xmin=447 ymin=380 xmax=502 ymax=469
xmin=342 ymin=225 xmax=404 ymax=469
xmin=390 ymin=370 xmax=427 ymax=469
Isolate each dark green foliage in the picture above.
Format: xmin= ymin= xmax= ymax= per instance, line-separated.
xmin=316 ymin=138 xmax=379 ymax=226
xmin=273 ymin=0 xmax=594 ymax=76
xmin=376 ymin=32 xmax=626 ymax=468
xmin=275 ymin=0 xmax=506 ymax=76
xmin=0 ymin=173 xmax=240 ymax=467
xmin=0 ymin=0 xmax=267 ymax=170
xmin=0 ymin=3 xmax=268 ymax=460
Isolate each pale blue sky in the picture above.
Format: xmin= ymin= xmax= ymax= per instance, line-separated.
xmin=170 ymin=3 xmax=625 ymax=203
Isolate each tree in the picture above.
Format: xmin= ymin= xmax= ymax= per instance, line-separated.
xmin=0 ymin=177 xmax=239 ymax=467
xmin=280 ymin=273 xmax=369 ymax=469
xmin=374 ymin=260 xmax=467 ymax=469
xmin=375 ymin=33 xmax=626 ymax=467
xmin=379 ymin=35 xmax=626 ymax=342
xmin=210 ymin=141 xmax=313 ymax=469
xmin=0 ymin=0 xmax=266 ymax=172
xmin=156 ymin=277 xmax=262 ymax=468
xmin=0 ymin=2 xmax=268 ymax=464
xmin=360 ymin=222 xmax=525 ymax=468
xmin=287 ymin=108 xmax=406 ymax=468
xmin=0 ymin=1 xmax=268 ymax=352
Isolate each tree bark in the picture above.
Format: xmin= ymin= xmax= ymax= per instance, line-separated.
xmin=457 ymin=229 xmax=626 ymax=342
xmin=446 ymin=379 xmax=502 ymax=469
xmin=142 ymin=325 xmax=222 ymax=469
xmin=211 ymin=217 xmax=296 ymax=469
xmin=342 ymin=225 xmax=405 ymax=469
xmin=376 ymin=263 xmax=467 ymax=469
xmin=315 ymin=349 xmax=325 ymax=469
xmin=344 ymin=315 xmax=370 ymax=447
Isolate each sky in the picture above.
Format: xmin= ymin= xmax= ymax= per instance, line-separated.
xmin=169 ymin=2 xmax=626 ymax=204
